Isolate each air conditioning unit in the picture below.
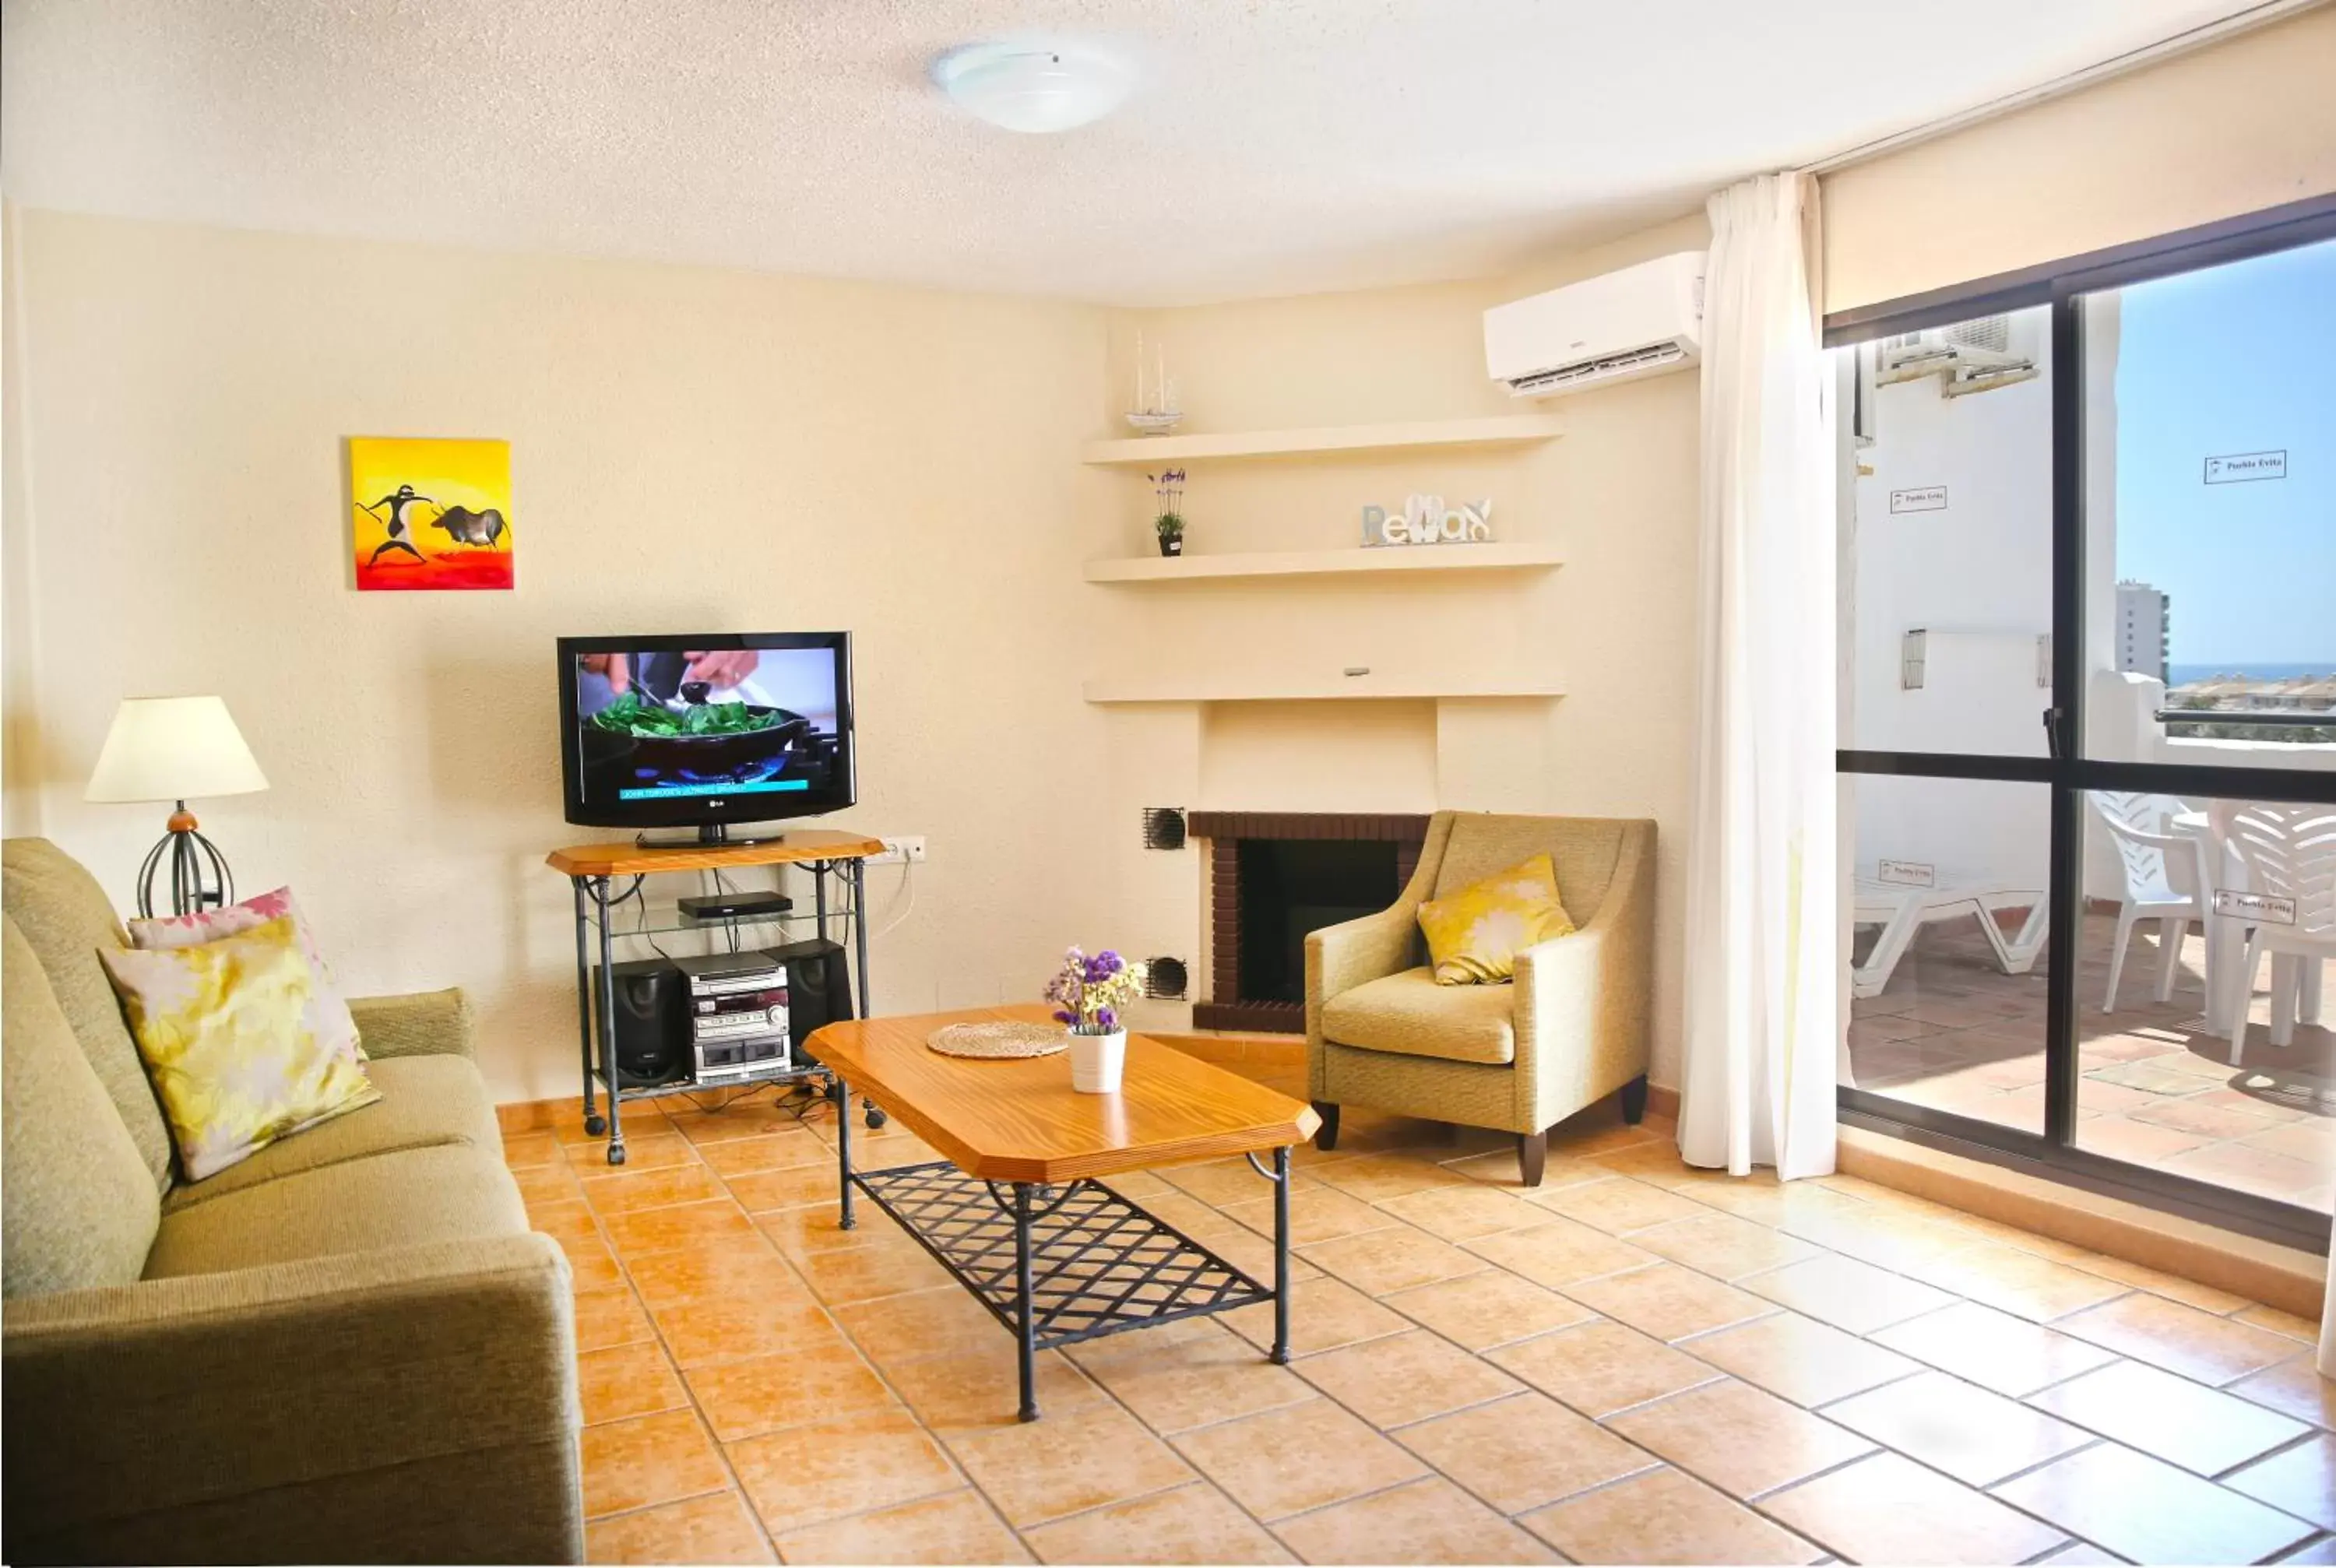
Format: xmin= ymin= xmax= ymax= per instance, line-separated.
xmin=1483 ymin=251 xmax=1706 ymax=398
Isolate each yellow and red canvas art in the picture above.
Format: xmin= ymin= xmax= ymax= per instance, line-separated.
xmin=350 ymin=437 xmax=514 ymax=591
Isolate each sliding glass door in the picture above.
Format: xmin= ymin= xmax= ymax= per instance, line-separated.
xmin=1833 ymin=213 xmax=2336 ymax=1249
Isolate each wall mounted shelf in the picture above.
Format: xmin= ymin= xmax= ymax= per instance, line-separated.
xmin=1083 ymin=541 xmax=1564 ymax=585
xmin=1082 ymin=674 xmax=1566 ymax=705
xmin=1080 ymin=413 xmax=1564 ymax=466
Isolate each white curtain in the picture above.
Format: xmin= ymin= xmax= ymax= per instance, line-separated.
xmin=1678 ymin=171 xmax=1840 ymax=1180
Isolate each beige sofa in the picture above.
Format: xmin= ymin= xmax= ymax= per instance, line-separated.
xmin=1 ymin=838 xmax=582 ymax=1565
xmin=1306 ymin=812 xmax=1656 ymax=1184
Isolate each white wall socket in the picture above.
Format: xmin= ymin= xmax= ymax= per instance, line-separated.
xmin=870 ymin=835 xmax=927 ymax=864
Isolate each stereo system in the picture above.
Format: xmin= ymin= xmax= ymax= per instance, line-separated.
xmin=600 ymin=940 xmax=853 ymax=1089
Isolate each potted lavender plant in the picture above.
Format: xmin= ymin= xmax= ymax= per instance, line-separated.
xmin=1149 ymin=469 xmax=1186 ymax=557
xmin=1045 ymin=946 xmax=1148 ymax=1093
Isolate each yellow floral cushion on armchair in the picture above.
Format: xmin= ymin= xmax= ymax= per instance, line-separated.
xmin=1416 ymin=853 xmax=1576 ymax=986
xmin=99 ymin=913 xmax=378 ymax=1180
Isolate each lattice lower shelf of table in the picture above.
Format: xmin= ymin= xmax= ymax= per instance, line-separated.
xmin=852 ymin=1161 xmax=1273 ymax=1349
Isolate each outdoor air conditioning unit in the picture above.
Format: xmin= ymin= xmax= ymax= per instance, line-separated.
xmin=1483 ymin=251 xmax=1706 ymax=399
xmin=1876 ymin=315 xmax=2037 ymax=396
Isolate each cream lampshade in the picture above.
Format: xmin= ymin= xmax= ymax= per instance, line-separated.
xmin=85 ymin=695 xmax=269 ymax=916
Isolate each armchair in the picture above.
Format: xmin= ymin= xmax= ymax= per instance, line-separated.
xmin=1304 ymin=812 xmax=1655 ymax=1185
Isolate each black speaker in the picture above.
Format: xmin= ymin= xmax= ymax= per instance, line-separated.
xmin=765 ymin=938 xmax=853 ymax=1063
xmin=596 ymin=958 xmax=688 ymax=1086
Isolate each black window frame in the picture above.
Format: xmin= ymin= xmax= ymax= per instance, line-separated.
xmin=1828 ymin=190 xmax=2336 ymax=1254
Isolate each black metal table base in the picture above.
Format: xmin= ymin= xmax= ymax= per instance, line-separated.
xmin=844 ymin=1151 xmax=1294 ymax=1421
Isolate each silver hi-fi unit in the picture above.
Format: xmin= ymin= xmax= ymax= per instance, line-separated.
xmin=671 ymin=950 xmax=792 ymax=1085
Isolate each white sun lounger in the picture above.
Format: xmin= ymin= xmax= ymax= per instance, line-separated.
xmin=1852 ymin=874 xmax=2049 ymax=1000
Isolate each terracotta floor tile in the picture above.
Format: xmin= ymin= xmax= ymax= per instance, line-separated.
xmin=1383 ymin=1269 xmax=1595 ymax=1352
xmin=850 ymin=1131 xmax=948 ymax=1172
xmin=587 ymin=1130 xmax=702 ymax=1171
xmin=834 ymin=1284 xmax=1015 ymax=1366
xmin=1022 ymin=1481 xmax=1293 ymax=1565
xmin=2240 ymin=1305 xmax=2323 ymax=1344
xmin=1606 ymin=1379 xmax=1873 ymax=1500
xmin=1761 ymin=1451 xmax=2067 ymax=1566
xmin=1163 ymin=1156 xmax=1324 ymax=1208
xmin=1870 ymin=1300 xmax=2121 ymax=1398
xmin=1462 ymin=1218 xmax=1659 ymax=1289
xmin=755 ymin=1200 xmax=903 ymax=1258
xmin=2061 ymin=1251 xmax=2253 ymax=1314
xmin=1683 ymin=1312 xmax=1920 ymax=1407
xmin=1272 ymin=1475 xmax=1555 ymax=1565
xmin=725 ymin=1162 xmax=849 ymax=1213
xmin=502 ymin=1130 xmax=562 ymax=1168
xmin=1372 ymin=1181 xmax=1548 ymax=1240
xmin=575 ymin=1286 xmax=658 ymax=1352
xmin=513 ymin=1161 xmax=583 ymax=1208
xmin=684 ymin=1348 xmax=897 ymax=1442
xmin=1395 ymin=1390 xmax=1657 ymax=1514
xmin=1298 ymin=1224 xmax=1488 ymax=1296
xmin=1898 ymin=1241 xmax=2134 ymax=1323
xmin=1740 ymin=1252 xmax=1954 ymax=1334
xmin=2031 ymin=1359 xmax=2310 ymax=1475
xmin=580 ymin=1408 xmax=730 ymax=1519
xmin=1993 ymin=1443 xmax=2317 ymax=1566
xmin=769 ymin=1489 xmax=1029 ymax=1565
xmin=1293 ymin=1327 xmax=1525 ymax=1429
xmin=2058 ymin=1291 xmax=2301 ymax=1385
xmin=1686 ymin=1177 xmax=1868 ymax=1230
xmin=1524 ymin=1176 xmax=1711 ymax=1236
xmin=623 ymin=1245 xmax=811 ymax=1313
xmin=667 ymin=1101 xmax=820 ymax=1144
xmin=1309 ymin=1152 xmax=1476 ymax=1203
xmin=579 ymin=1341 xmax=689 ymax=1426
xmin=2235 ymin=1358 xmax=2336 ymax=1429
xmin=881 ymin=1347 xmax=1106 ymax=1433
xmin=1782 ymin=1206 xmax=2009 ymax=1273
xmin=2229 ymin=1433 xmax=2336 ymax=1530
xmin=1520 ymin=1464 xmax=1823 ymax=1566
xmin=531 ymin=1199 xmax=600 ymax=1242
xmin=600 ymin=1197 xmax=757 ymax=1258
xmin=652 ymin=1288 xmax=846 ymax=1366
xmin=728 ymin=1408 xmax=962 ymax=1537
xmin=579 ymin=1162 xmax=727 ymax=1215
xmin=559 ymin=1232 xmax=628 ymax=1289
xmin=691 ymin=1127 xmax=829 ymax=1178
xmin=1445 ymin=1145 xmax=1613 ymax=1191
xmin=1222 ymin=1274 xmax=1413 ymax=1358
xmin=1559 ymin=1261 xmax=1774 ymax=1343
xmin=945 ymin=1400 xmax=1198 ymax=1528
xmin=1822 ymin=1369 xmax=2092 ymax=1488
xmin=1217 ymin=1184 xmax=1398 ymax=1246
xmin=790 ymin=1236 xmax=955 ymax=1306
xmin=1628 ymin=1210 xmax=1822 ymax=1281
xmin=1171 ymin=1397 xmax=1427 ymax=1521
xmin=584 ymin=1489 xmax=773 ymax=1564
xmin=1069 ymin=1318 xmax=1315 ymax=1433
xmin=1486 ymin=1319 xmax=1723 ymax=1419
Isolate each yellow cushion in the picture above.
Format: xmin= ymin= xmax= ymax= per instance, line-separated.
xmin=1416 ymin=853 xmax=1575 ymax=985
xmin=1321 ymin=966 xmax=1518 ymax=1065
xmin=99 ymin=914 xmax=379 ymax=1182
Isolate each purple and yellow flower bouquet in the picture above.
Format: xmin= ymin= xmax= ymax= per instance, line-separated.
xmin=1045 ymin=946 xmax=1148 ymax=1037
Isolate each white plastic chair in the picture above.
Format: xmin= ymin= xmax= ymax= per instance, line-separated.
xmin=2091 ymin=792 xmax=2201 ymax=1013
xmin=2213 ymin=800 xmax=2336 ymax=1058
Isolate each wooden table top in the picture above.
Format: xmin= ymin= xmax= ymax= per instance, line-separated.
xmin=547 ymin=828 xmax=888 ymax=878
xmin=808 ymin=1005 xmax=1321 ymax=1184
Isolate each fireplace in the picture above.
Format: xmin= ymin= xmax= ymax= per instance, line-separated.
xmin=1191 ymin=812 xmax=1431 ymax=1033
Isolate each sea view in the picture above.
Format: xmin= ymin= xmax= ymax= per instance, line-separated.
xmin=2169 ymin=661 xmax=2334 ymax=686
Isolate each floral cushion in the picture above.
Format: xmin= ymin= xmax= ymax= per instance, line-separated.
xmin=99 ymin=914 xmax=379 ymax=1180
xmin=1416 ymin=853 xmax=1576 ymax=986
xmin=128 ymin=886 xmax=364 ymax=1063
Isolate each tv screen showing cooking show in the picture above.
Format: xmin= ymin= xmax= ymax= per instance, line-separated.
xmin=558 ymin=632 xmax=855 ymax=830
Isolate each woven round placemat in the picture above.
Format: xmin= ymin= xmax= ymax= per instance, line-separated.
xmin=926 ymin=1021 xmax=1068 ymax=1060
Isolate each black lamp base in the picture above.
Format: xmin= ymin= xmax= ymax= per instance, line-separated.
xmin=135 ymin=801 xmax=236 ymax=919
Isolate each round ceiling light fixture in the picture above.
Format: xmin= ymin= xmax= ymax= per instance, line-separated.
xmin=932 ymin=40 xmax=1133 ymax=134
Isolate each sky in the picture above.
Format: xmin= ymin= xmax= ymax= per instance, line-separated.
xmin=2113 ymin=235 xmax=2336 ymax=671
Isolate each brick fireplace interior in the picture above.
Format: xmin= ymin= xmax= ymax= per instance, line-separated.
xmin=1191 ymin=812 xmax=1430 ymax=1033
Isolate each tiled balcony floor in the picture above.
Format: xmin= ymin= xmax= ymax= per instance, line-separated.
xmin=1851 ymin=912 xmax=2336 ymax=1214
xmin=519 ymin=1063 xmax=2336 ymax=1565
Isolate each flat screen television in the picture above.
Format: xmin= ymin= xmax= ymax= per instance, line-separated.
xmin=557 ymin=633 xmax=854 ymax=841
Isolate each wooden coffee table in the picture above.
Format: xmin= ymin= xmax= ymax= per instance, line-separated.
xmin=807 ymin=1005 xmax=1321 ymax=1421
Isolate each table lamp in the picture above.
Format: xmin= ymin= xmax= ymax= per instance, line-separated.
xmin=84 ymin=695 xmax=269 ymax=917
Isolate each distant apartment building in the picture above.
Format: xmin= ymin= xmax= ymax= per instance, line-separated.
xmin=2116 ymin=579 xmax=2170 ymax=682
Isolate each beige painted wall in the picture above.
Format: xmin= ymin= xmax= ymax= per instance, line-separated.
xmin=1099 ymin=215 xmax=1709 ymax=1089
xmin=2 ymin=210 xmax=1118 ymax=1103
xmin=1823 ymin=4 xmax=2336 ymax=311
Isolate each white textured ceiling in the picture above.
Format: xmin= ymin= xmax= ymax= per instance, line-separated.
xmin=0 ymin=0 xmax=2272 ymax=304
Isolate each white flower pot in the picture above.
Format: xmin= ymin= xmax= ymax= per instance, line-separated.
xmin=1068 ymin=1028 xmax=1127 ymax=1094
